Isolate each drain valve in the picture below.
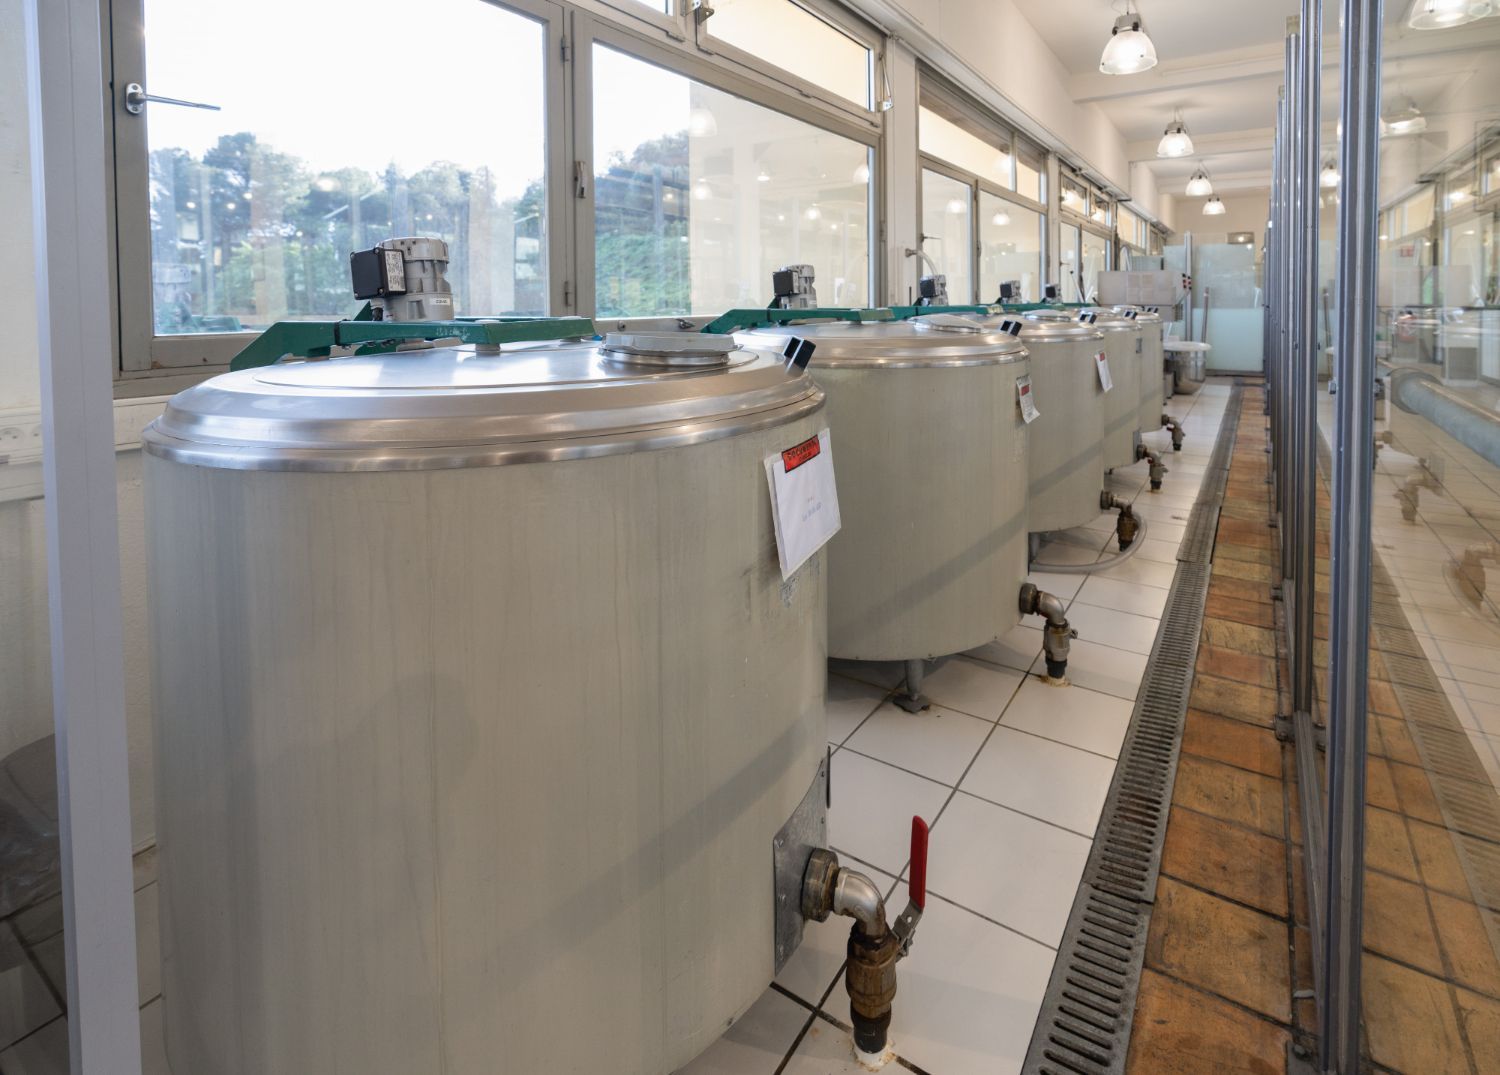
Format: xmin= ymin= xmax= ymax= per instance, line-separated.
xmin=1162 ymin=415 xmax=1185 ymax=452
xmin=1135 ymin=443 xmax=1168 ymax=491
xmin=1019 ymin=583 xmax=1075 ymax=682
xmin=802 ymin=817 xmax=929 ymax=1067
xmin=1102 ymin=491 xmax=1140 ymax=551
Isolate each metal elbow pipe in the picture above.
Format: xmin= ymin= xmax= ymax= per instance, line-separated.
xmin=1102 ymin=491 xmax=1141 ymax=550
xmin=832 ymin=868 xmax=888 ymax=937
xmin=1136 ymin=443 xmax=1167 ymax=491
xmin=1019 ymin=583 xmax=1074 ymax=682
xmin=1162 ymin=414 xmax=1185 ymax=451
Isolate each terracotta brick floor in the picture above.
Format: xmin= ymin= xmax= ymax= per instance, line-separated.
xmin=1125 ymin=382 xmax=1500 ymax=1074
xmin=1124 ymin=384 xmax=1298 ymax=1075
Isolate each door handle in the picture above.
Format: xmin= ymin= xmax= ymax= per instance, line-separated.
xmin=124 ymin=83 xmax=221 ymax=116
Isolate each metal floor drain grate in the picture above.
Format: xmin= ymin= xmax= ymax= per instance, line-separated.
xmin=1023 ymin=386 xmax=1244 ymax=1075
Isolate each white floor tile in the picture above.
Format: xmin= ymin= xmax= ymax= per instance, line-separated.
xmin=870 ymin=883 xmax=1057 ymax=1075
xmin=1067 ymin=602 xmax=1161 ymax=656
xmin=960 ymin=726 xmax=1116 ymax=836
xmin=965 ymin=623 xmax=1043 ymax=674
xmin=844 ymin=703 xmax=995 ymax=786
xmin=140 ymin=999 xmax=170 ymax=1075
xmin=918 ymin=657 xmax=1025 ymax=721
xmin=0 ymin=1017 xmax=67 ymax=1075
xmin=925 ymin=792 xmax=1089 ymax=948
xmin=828 ymin=750 xmax=951 ymax=878
xmin=1093 ymin=554 xmax=1177 ymax=590
xmin=1073 ymin=576 xmax=1170 ymax=619
xmin=136 ymin=883 xmax=161 ymax=1006
xmin=1131 ymin=537 xmax=1182 ymax=565
xmin=0 ymin=931 xmax=61 ymax=1053
xmin=1041 ymin=637 xmax=1150 ymax=700
xmin=780 ymin=1012 xmax=873 ymax=1074
xmin=1026 ymin=571 xmax=1086 ymax=603
xmin=677 ymin=988 xmax=810 ymax=1074
xmin=825 ymin=673 xmax=888 ymax=746
xmin=1000 ymin=678 xmax=1133 ymax=758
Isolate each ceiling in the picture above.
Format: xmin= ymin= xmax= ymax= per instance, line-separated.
xmin=1010 ymin=0 xmax=1500 ymax=213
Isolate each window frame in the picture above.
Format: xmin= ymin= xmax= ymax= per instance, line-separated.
xmin=917 ymin=155 xmax=980 ymax=304
xmin=691 ymin=0 xmax=881 ymax=124
xmin=107 ymin=0 xmax=575 ymax=379
xmin=574 ymin=10 xmax=881 ymax=320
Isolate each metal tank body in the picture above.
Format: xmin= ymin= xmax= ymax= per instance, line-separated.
xmin=143 ymin=335 xmax=829 ymax=1075
xmin=1088 ymin=311 xmax=1144 ymax=468
xmin=999 ymin=316 xmax=1108 ymax=532
xmin=1123 ymin=308 xmax=1166 ymax=434
xmin=743 ymin=316 xmax=1030 ymax=662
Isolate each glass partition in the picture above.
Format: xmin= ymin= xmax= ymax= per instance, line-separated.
xmin=979 ymin=193 xmax=1042 ymax=303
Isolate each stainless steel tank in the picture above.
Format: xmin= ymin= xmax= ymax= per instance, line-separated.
xmin=985 ymin=314 xmax=1107 ymax=533
xmin=1130 ymin=309 xmax=1166 ymax=434
xmin=1087 ymin=310 xmax=1143 ymax=468
xmin=740 ymin=316 xmax=1029 ymax=666
xmin=143 ymin=333 xmax=830 ymax=1074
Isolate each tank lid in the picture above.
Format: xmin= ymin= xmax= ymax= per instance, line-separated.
xmin=1083 ymin=308 xmax=1142 ymax=331
xmin=143 ymin=334 xmax=822 ymax=472
xmin=739 ymin=318 xmax=1025 ymax=369
xmin=1015 ymin=312 xmax=1106 ymax=340
xmin=1111 ymin=305 xmax=1164 ymax=323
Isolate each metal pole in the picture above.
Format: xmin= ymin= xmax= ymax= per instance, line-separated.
xmin=1322 ymin=0 xmax=1383 ymax=1069
xmin=1292 ymin=0 xmax=1321 ymax=718
xmin=23 ymin=0 xmax=145 ymax=1069
xmin=1281 ymin=26 xmax=1301 ymax=592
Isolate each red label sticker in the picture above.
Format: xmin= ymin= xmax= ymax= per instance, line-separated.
xmin=781 ymin=434 xmax=822 ymax=472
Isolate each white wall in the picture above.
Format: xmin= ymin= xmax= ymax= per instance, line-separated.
xmin=1168 ymin=191 xmax=1270 ymax=254
xmin=854 ymin=0 xmax=1131 ymax=192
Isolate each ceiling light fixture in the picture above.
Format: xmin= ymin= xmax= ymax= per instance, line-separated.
xmin=1185 ymin=167 xmax=1213 ymax=197
xmin=1202 ymin=195 xmax=1226 ymax=216
xmin=1406 ymin=0 xmax=1493 ymax=29
xmin=853 ymin=161 xmax=871 ymax=184
xmin=1158 ymin=113 xmax=1194 ymax=158
xmin=1320 ymin=160 xmax=1340 ymax=188
xmin=1382 ymin=104 xmax=1428 ymax=136
xmin=1100 ymin=4 xmax=1158 ymax=75
xmin=992 ymin=209 xmax=1012 ymax=226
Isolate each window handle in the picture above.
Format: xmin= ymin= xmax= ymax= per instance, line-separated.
xmin=124 ymin=83 xmax=221 ymax=116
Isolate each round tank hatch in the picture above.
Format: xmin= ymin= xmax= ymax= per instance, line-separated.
xmin=599 ymin=332 xmax=738 ymax=368
xmin=742 ymin=319 xmax=1025 ymax=369
xmin=908 ymin=313 xmax=985 ymax=334
xmin=1015 ymin=313 xmax=1106 ymax=341
xmin=144 ymin=336 xmax=821 ymax=472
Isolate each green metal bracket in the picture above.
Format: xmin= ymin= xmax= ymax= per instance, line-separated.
xmin=887 ymin=304 xmax=996 ymax=319
xmin=230 ymin=305 xmax=599 ymax=371
xmin=700 ymin=307 xmax=896 ymax=335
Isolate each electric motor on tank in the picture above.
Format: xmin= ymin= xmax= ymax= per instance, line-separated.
xmin=143 ymin=323 xmax=836 ymax=1074
xmin=350 ymin=236 xmax=454 ymax=321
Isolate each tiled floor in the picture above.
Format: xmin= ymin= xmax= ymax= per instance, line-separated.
xmin=0 ymin=847 xmax=167 ymax=1074
xmin=683 ymin=384 xmax=1234 ymax=1074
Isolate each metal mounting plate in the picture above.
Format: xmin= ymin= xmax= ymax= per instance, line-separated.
xmin=773 ymin=756 xmax=829 ymax=974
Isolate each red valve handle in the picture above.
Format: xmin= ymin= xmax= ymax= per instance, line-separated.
xmin=908 ymin=815 xmax=929 ymax=910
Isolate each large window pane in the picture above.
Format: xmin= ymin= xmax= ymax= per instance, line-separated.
xmin=1060 ymin=221 xmax=1081 ymax=300
xmin=705 ymin=0 xmax=870 ymax=109
xmin=1017 ymin=142 xmax=1044 ymax=204
xmin=920 ymin=169 xmax=973 ymax=304
xmin=919 ymin=107 xmax=1012 ymax=189
xmin=592 ymin=45 xmax=872 ymax=316
xmin=1081 ymin=233 xmax=1109 ymax=302
xmin=143 ymin=0 xmax=548 ymax=334
xmin=979 ymin=193 xmax=1042 ymax=303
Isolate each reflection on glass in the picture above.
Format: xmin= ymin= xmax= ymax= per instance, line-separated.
xmin=706 ymin=0 xmax=870 ymax=108
xmin=1080 ymin=234 xmax=1108 ymax=303
xmin=920 ymin=169 xmax=973 ymax=304
xmin=979 ymin=193 xmax=1041 ymax=303
xmin=1017 ymin=149 xmax=1044 ymax=204
xmin=592 ymin=45 xmax=871 ymax=316
xmin=1060 ymin=221 xmax=1081 ymax=301
xmin=919 ymin=107 xmax=1012 ymax=189
xmin=143 ymin=0 xmax=549 ymax=333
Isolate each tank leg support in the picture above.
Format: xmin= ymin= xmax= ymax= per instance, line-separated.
xmin=1019 ymin=583 xmax=1074 ymax=683
xmin=1163 ymin=415 xmax=1185 ymax=452
xmin=896 ymin=659 xmax=930 ymax=713
xmin=802 ymin=819 xmax=929 ymax=1068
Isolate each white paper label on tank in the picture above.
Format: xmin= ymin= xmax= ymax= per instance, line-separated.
xmin=1016 ymin=376 xmax=1039 ymax=424
xmin=1095 ymin=351 xmax=1114 ymax=392
xmin=764 ymin=428 xmax=841 ymax=580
